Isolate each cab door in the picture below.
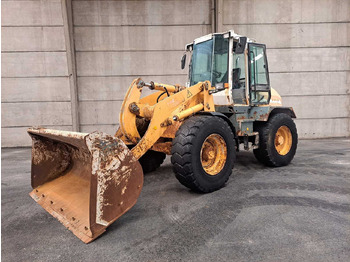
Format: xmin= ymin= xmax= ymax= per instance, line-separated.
xmin=248 ymin=43 xmax=271 ymax=105
xmin=231 ymin=51 xmax=247 ymax=105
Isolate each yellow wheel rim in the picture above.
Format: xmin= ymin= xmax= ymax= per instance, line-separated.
xmin=200 ymin=134 xmax=227 ymax=175
xmin=274 ymin=126 xmax=292 ymax=155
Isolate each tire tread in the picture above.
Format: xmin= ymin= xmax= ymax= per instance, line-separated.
xmin=171 ymin=116 xmax=235 ymax=192
xmin=253 ymin=113 xmax=298 ymax=167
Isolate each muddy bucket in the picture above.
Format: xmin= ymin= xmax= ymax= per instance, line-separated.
xmin=27 ymin=128 xmax=143 ymax=243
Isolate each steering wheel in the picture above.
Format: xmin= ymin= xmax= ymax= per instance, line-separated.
xmin=212 ymin=70 xmax=222 ymax=78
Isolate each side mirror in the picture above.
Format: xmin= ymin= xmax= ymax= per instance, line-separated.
xmin=235 ymin=37 xmax=247 ymax=54
xmin=181 ymin=53 xmax=186 ymax=69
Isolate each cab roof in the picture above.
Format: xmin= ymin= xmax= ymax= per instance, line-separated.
xmin=186 ymin=30 xmax=255 ymax=50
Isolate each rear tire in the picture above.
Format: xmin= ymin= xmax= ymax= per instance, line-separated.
xmin=128 ymin=144 xmax=165 ymax=173
xmin=139 ymin=150 xmax=166 ymax=173
xmin=171 ymin=116 xmax=235 ymax=193
xmin=253 ymin=113 xmax=298 ymax=167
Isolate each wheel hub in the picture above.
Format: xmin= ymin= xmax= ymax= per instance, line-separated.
xmin=200 ymin=134 xmax=227 ymax=175
xmin=277 ymin=135 xmax=284 ymax=145
xmin=274 ymin=126 xmax=292 ymax=155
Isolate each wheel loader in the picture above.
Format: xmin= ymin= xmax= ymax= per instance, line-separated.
xmin=28 ymin=30 xmax=298 ymax=243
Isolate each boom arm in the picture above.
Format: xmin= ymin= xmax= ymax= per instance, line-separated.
xmin=118 ymin=78 xmax=216 ymax=160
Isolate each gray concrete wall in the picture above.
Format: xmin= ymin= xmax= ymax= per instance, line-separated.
xmin=223 ymin=0 xmax=350 ymax=138
xmin=1 ymin=0 xmax=349 ymax=147
xmin=73 ymin=0 xmax=212 ymax=135
xmin=1 ymin=0 xmax=73 ymax=147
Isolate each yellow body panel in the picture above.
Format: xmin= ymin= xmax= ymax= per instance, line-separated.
xmin=269 ymin=88 xmax=283 ymax=107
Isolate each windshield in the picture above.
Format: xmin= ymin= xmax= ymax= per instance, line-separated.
xmin=190 ymin=36 xmax=229 ymax=86
xmin=190 ymin=39 xmax=213 ymax=86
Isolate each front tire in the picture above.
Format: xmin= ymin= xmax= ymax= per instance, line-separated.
xmin=253 ymin=113 xmax=298 ymax=167
xmin=171 ymin=116 xmax=235 ymax=193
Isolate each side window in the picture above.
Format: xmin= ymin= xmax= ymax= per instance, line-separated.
xmin=249 ymin=45 xmax=268 ymax=86
xmin=232 ymin=53 xmax=246 ymax=89
xmin=212 ymin=37 xmax=229 ymax=86
xmin=249 ymin=44 xmax=270 ymax=104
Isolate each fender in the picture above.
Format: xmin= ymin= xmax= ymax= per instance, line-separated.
xmin=270 ymin=107 xmax=296 ymax=119
xmin=197 ymin=111 xmax=239 ymax=148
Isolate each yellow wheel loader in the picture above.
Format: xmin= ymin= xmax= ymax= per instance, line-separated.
xmin=28 ymin=30 xmax=298 ymax=243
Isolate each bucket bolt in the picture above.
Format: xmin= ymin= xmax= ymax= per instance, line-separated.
xmin=129 ymin=102 xmax=140 ymax=115
xmin=137 ymin=80 xmax=145 ymax=89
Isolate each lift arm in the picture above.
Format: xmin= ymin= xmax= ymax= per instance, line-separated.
xmin=118 ymin=78 xmax=215 ymax=160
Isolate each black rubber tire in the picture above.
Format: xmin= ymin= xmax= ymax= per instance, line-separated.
xmin=171 ymin=116 xmax=236 ymax=193
xmin=139 ymin=150 xmax=166 ymax=173
xmin=253 ymin=113 xmax=298 ymax=167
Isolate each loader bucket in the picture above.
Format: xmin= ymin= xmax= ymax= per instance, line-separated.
xmin=27 ymin=128 xmax=143 ymax=243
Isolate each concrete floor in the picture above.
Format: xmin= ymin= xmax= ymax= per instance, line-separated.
xmin=2 ymin=138 xmax=350 ymax=262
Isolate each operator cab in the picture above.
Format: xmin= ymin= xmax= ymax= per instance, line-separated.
xmin=182 ymin=30 xmax=271 ymax=106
